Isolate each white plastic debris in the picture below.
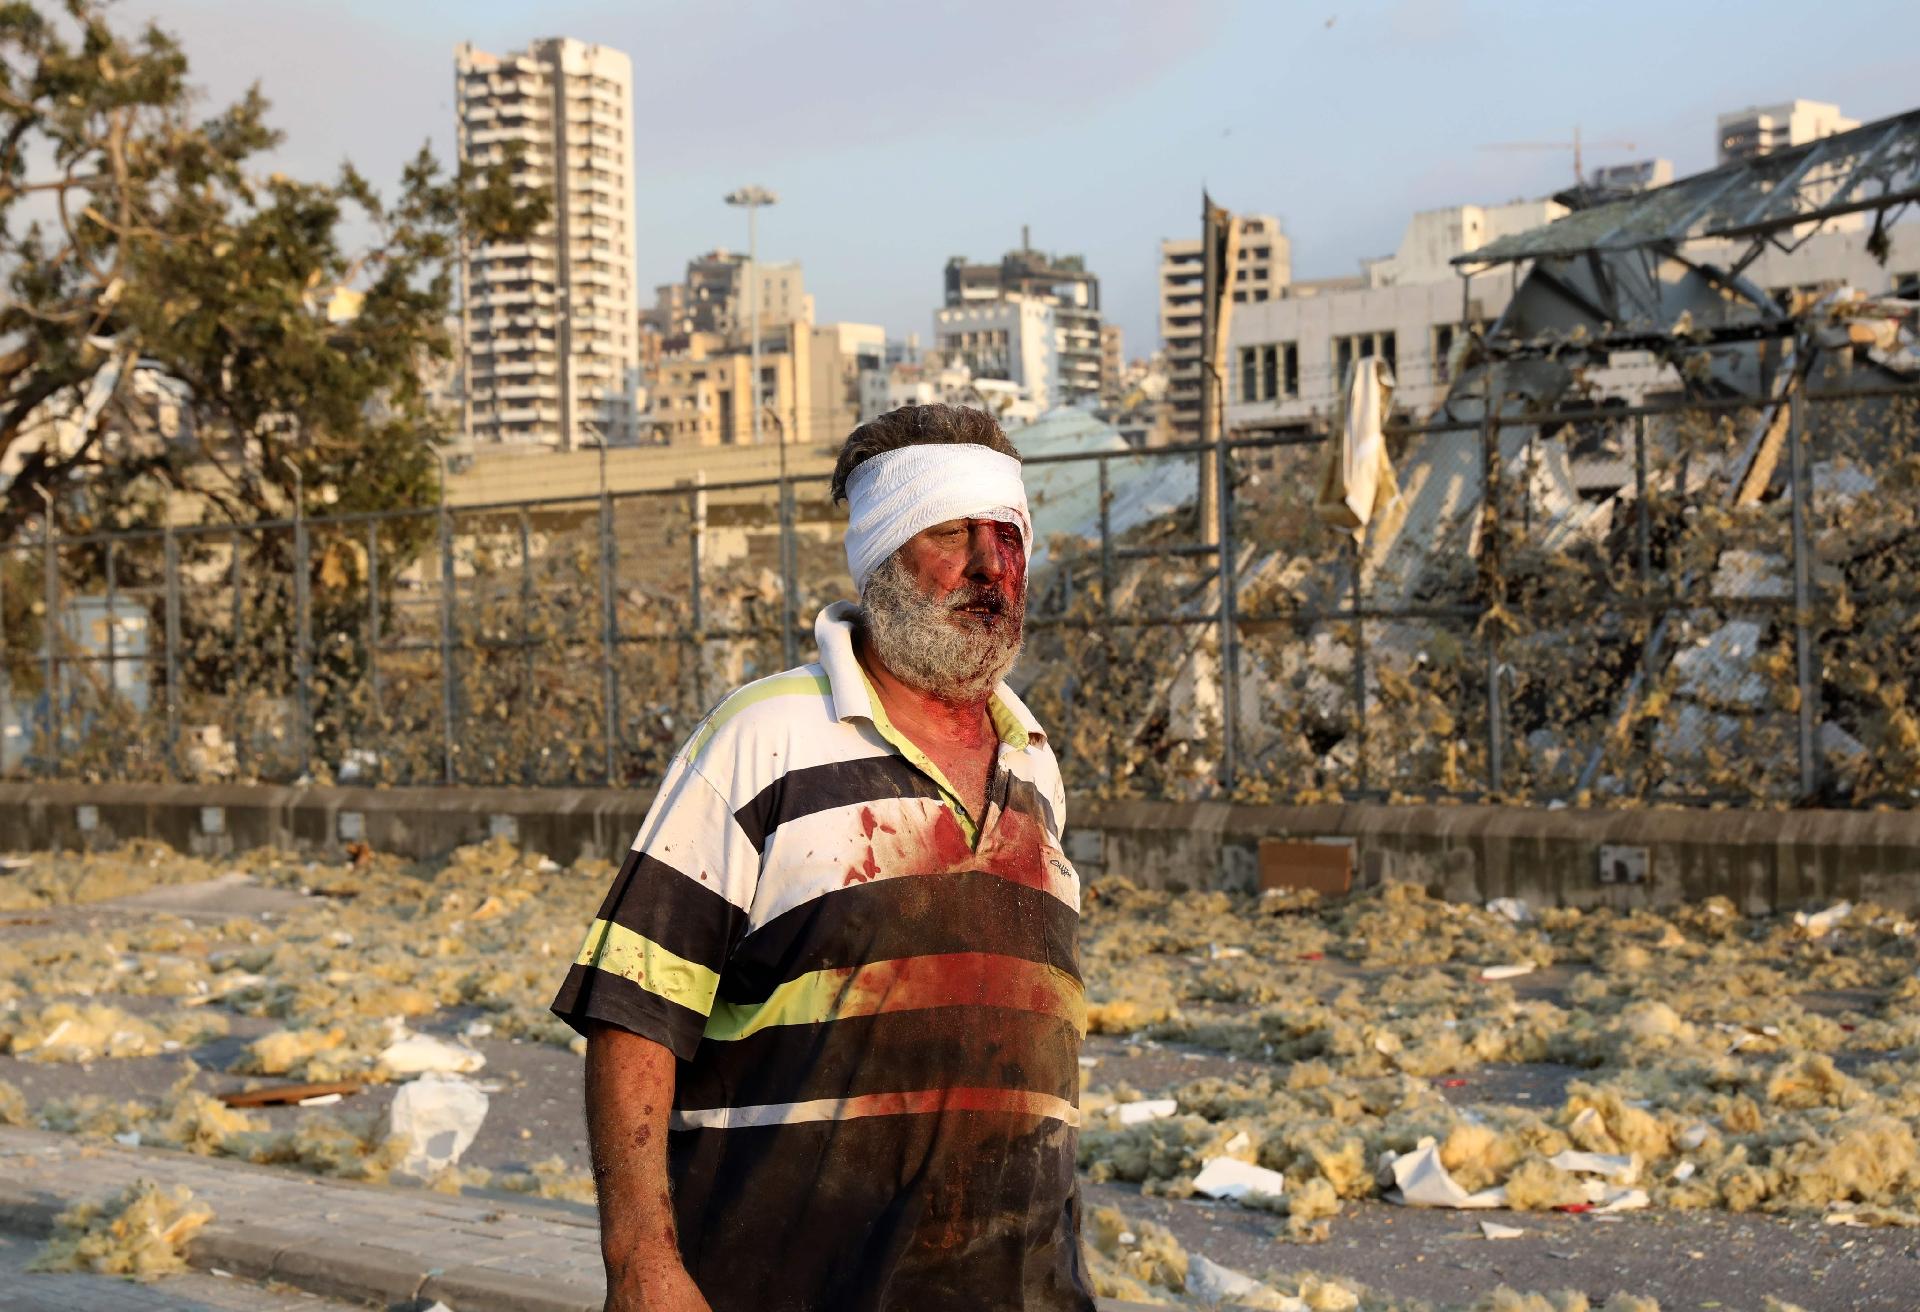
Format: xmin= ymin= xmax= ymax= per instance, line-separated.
xmin=1112 ymin=1098 xmax=1178 ymax=1125
xmin=1479 ymin=963 xmax=1537 ymax=982
xmin=379 ymin=1029 xmax=486 ymax=1076
xmin=1670 ymin=1161 xmax=1698 ymax=1183
xmin=1207 ymin=942 xmax=1248 ymax=960
xmin=1595 ymin=1187 xmax=1651 ymax=1213
xmin=1548 ymin=1150 xmax=1639 ymax=1184
xmin=296 ymin=1092 xmax=343 ymax=1107
xmin=1794 ymin=901 xmax=1854 ymax=937
xmin=113 ymin=1131 xmax=142 ymax=1147
xmin=1222 ymin=1130 xmax=1253 ymax=1156
xmin=1192 ymin=1156 xmax=1288 ymax=1203
xmin=1185 ymin=1254 xmax=1301 ymax=1309
xmin=1384 ymin=1138 xmax=1507 ymax=1209
xmin=462 ymin=1019 xmax=494 ymax=1039
xmin=1480 ymin=1220 xmax=1526 ymax=1239
xmin=389 ymin=1072 xmax=490 ymax=1179
xmin=1486 ymin=898 xmax=1532 ymax=924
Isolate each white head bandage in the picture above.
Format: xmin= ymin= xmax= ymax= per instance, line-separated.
xmin=843 ymin=444 xmax=1031 ymax=592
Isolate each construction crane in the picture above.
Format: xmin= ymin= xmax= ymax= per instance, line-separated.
xmin=1480 ymin=125 xmax=1638 ymax=190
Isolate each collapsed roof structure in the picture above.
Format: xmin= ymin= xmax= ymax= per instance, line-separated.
xmin=1366 ymin=107 xmax=1920 ymax=803
xmin=1026 ymin=109 xmax=1920 ymax=806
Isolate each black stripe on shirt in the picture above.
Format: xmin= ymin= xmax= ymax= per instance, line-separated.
xmin=597 ymin=846 xmax=748 ymax=976
xmin=715 ymin=869 xmax=1081 ymax=1006
xmin=1001 ymin=774 xmax=1059 ymax=839
xmin=733 ymin=755 xmax=946 ymax=853
xmin=674 ymin=1004 xmax=1083 ymax=1113
xmin=549 ymin=961 xmax=712 ymax=1060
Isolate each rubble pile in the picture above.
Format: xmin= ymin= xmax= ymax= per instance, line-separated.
xmin=1079 ymin=881 xmax=1920 ymax=1234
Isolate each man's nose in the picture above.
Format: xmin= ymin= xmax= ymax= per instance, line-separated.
xmin=966 ymin=522 xmax=1005 ymax=580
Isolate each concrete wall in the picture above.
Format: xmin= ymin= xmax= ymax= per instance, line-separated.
xmin=5 ymin=782 xmax=1917 ymax=914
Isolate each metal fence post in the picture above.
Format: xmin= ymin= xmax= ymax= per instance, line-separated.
xmin=778 ymin=476 xmax=798 ymax=669
xmin=1787 ymin=384 xmax=1818 ymax=799
xmin=1633 ymin=415 xmax=1651 ymax=584
xmin=438 ymin=500 xmax=458 ymax=786
xmin=1482 ymin=371 xmax=1505 ymax=795
xmin=230 ymin=530 xmax=249 ymax=780
xmin=365 ymin=522 xmax=382 ymax=737
xmin=516 ymin=507 xmax=535 ymax=785
xmin=289 ymin=482 xmax=312 ymax=780
xmin=104 ymin=540 xmax=119 ymax=768
xmin=1350 ymin=535 xmax=1369 ymax=796
xmin=163 ymin=528 xmax=182 ymax=778
xmin=688 ymin=477 xmax=707 ymax=713
xmin=1097 ymin=456 xmax=1116 ymax=794
xmin=39 ymin=492 xmax=58 ymax=775
xmin=599 ymin=480 xmax=619 ymax=785
xmin=1215 ymin=432 xmax=1239 ymax=796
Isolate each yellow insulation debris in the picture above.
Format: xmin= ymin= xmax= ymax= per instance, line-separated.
xmin=29 ymin=1179 xmax=212 ymax=1279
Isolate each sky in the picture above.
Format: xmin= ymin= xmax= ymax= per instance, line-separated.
xmin=122 ymin=0 xmax=1920 ymax=358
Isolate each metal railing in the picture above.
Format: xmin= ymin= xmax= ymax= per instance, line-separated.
xmin=6 ymin=385 xmax=1918 ymax=808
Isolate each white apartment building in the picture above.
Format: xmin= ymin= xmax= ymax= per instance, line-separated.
xmin=932 ymin=296 xmax=1060 ymax=414
xmin=1717 ymin=100 xmax=1858 ymax=164
xmin=1226 ymin=213 xmax=1920 ymax=434
xmin=1160 ymin=215 xmax=1289 ymax=440
xmin=455 ymin=37 xmax=640 ymax=449
xmin=1361 ymin=199 xmax=1566 ymax=288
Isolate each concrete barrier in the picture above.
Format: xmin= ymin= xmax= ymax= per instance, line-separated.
xmin=2 ymin=781 xmax=1917 ymax=914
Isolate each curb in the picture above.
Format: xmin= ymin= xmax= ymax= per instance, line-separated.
xmin=0 ymin=1130 xmax=1164 ymax=1312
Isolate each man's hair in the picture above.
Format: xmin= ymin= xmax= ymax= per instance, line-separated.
xmin=829 ymin=404 xmax=1020 ymax=505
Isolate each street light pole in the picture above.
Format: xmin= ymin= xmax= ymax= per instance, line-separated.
xmin=725 ymin=185 xmax=794 ymax=664
xmin=724 ymin=186 xmax=778 ymax=452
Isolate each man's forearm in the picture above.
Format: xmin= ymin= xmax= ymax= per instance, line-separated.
xmin=584 ymin=1022 xmax=708 ymax=1309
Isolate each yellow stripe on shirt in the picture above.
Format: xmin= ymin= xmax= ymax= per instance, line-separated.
xmin=575 ymin=918 xmax=722 ymax=1016
xmin=702 ymin=951 xmax=1086 ymax=1043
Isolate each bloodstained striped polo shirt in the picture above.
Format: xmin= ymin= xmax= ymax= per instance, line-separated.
xmin=552 ymin=601 xmax=1093 ymax=1312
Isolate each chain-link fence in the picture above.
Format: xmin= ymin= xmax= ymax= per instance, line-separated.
xmin=6 ymin=387 xmax=1917 ymax=807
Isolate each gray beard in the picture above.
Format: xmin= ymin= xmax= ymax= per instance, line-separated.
xmin=858 ymin=552 xmax=1024 ymax=705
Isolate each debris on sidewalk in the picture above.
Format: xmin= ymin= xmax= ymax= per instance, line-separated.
xmin=1112 ymin=1098 xmax=1179 ymax=1125
xmin=379 ymin=1025 xmax=487 ymax=1077
xmin=389 ymin=1071 xmax=490 ymax=1180
xmin=216 ymin=1079 xmax=363 ymax=1108
xmin=29 ymin=1178 xmax=213 ymax=1278
xmin=1191 ymin=1155 xmax=1288 ymax=1203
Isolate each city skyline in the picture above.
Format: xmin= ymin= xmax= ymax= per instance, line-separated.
xmin=124 ymin=0 xmax=1919 ymax=357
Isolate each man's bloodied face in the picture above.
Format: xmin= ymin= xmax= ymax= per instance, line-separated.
xmin=859 ymin=516 xmax=1026 ymax=704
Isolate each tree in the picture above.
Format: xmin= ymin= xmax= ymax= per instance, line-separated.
xmin=0 ymin=0 xmax=543 ymax=542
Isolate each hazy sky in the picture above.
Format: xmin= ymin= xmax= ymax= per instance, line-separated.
xmin=124 ymin=0 xmax=1919 ymax=356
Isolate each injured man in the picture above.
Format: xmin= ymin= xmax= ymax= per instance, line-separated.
xmin=552 ymin=403 xmax=1094 ymax=1312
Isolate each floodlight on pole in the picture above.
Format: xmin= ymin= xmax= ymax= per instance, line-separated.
xmin=724 ymin=186 xmax=778 ymax=452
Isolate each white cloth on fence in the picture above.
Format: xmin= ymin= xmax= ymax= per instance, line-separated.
xmin=843 ymin=444 xmax=1031 ymax=591
xmin=1315 ymin=356 xmax=1402 ymax=540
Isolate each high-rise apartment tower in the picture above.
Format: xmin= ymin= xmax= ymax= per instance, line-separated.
xmin=455 ymin=37 xmax=639 ymax=448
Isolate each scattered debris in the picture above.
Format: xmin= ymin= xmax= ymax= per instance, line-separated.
xmin=29 ymin=1179 xmax=212 ymax=1278
xmin=380 ymin=1027 xmax=487 ymax=1077
xmin=216 ymin=1080 xmax=362 ymax=1109
xmin=389 ymin=1072 xmax=490 ymax=1180
xmin=1113 ymin=1098 xmax=1179 ymax=1125
xmin=1793 ymin=902 xmax=1854 ymax=938
xmin=1192 ymin=1156 xmax=1288 ymax=1204
xmin=1479 ymin=1219 xmax=1527 ymax=1239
